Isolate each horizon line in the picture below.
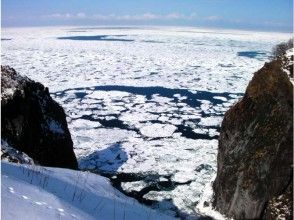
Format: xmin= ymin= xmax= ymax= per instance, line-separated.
xmin=1 ymin=24 xmax=293 ymax=34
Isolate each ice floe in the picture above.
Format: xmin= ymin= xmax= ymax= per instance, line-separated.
xmin=140 ymin=124 xmax=177 ymax=138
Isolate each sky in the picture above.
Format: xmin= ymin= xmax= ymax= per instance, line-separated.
xmin=1 ymin=0 xmax=293 ymax=32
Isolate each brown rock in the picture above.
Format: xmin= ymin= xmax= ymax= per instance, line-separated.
xmin=212 ymin=59 xmax=293 ymax=219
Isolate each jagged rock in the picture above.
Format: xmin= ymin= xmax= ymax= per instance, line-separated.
xmin=1 ymin=66 xmax=78 ymax=169
xmin=212 ymin=58 xmax=293 ymax=219
xmin=1 ymin=139 xmax=34 ymax=165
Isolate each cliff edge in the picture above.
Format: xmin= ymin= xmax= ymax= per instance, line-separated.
xmin=212 ymin=56 xmax=293 ymax=219
xmin=1 ymin=66 xmax=78 ymax=169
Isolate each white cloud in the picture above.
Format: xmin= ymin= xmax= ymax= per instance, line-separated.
xmin=76 ymin=13 xmax=86 ymax=18
xmin=92 ymin=14 xmax=114 ymax=20
xmin=42 ymin=12 xmax=84 ymax=19
xmin=139 ymin=13 xmax=160 ymax=20
xmin=42 ymin=12 xmax=197 ymax=21
xmin=43 ymin=13 xmax=63 ymax=19
xmin=204 ymin=16 xmax=221 ymax=21
xmin=65 ymin=13 xmax=72 ymax=18
xmin=165 ymin=13 xmax=185 ymax=20
xmin=92 ymin=12 xmax=198 ymax=21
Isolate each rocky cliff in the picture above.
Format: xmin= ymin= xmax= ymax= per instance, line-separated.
xmin=1 ymin=66 xmax=78 ymax=169
xmin=212 ymin=57 xmax=293 ymax=219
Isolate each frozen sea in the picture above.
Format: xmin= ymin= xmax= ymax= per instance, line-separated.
xmin=1 ymin=26 xmax=291 ymax=219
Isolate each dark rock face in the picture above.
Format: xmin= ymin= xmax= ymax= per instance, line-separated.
xmin=1 ymin=66 xmax=78 ymax=169
xmin=212 ymin=59 xmax=293 ymax=219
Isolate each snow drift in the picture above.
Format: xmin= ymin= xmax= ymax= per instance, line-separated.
xmin=1 ymin=161 xmax=176 ymax=220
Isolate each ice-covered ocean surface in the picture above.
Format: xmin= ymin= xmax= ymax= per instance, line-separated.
xmin=2 ymin=26 xmax=291 ymax=219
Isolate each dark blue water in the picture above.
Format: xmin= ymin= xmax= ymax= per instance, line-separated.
xmin=141 ymin=40 xmax=165 ymax=44
xmin=57 ymin=35 xmax=134 ymax=42
xmin=54 ymin=85 xmax=241 ymax=107
xmin=237 ymin=51 xmax=267 ymax=59
xmin=53 ymin=85 xmax=242 ymax=140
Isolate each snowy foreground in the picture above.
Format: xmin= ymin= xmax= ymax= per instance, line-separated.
xmin=2 ymin=161 xmax=176 ymax=220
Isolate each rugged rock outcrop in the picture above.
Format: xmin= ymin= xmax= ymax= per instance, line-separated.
xmin=1 ymin=139 xmax=34 ymax=165
xmin=1 ymin=66 xmax=78 ymax=169
xmin=212 ymin=58 xmax=293 ymax=219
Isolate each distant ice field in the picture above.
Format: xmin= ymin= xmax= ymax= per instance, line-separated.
xmin=2 ymin=26 xmax=291 ymax=219
xmin=2 ymin=26 xmax=291 ymax=93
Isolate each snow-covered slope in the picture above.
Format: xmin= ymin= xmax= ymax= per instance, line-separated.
xmin=1 ymin=161 xmax=176 ymax=220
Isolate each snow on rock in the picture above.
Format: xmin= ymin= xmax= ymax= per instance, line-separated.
xmin=286 ymin=48 xmax=294 ymax=61
xmin=2 ymin=161 xmax=176 ymax=220
xmin=282 ymin=48 xmax=294 ymax=79
xmin=140 ymin=124 xmax=177 ymax=138
xmin=1 ymin=140 xmax=34 ymax=165
xmin=1 ymin=65 xmax=28 ymax=101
